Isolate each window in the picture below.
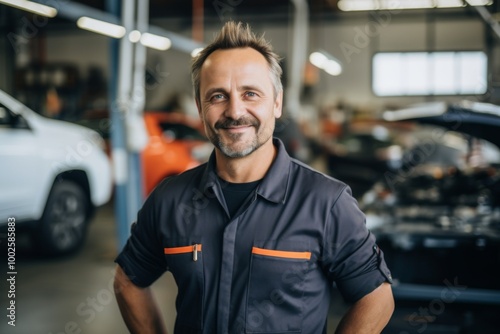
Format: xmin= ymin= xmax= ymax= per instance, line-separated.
xmin=0 ymin=105 xmax=13 ymax=127
xmin=160 ymin=122 xmax=206 ymax=141
xmin=372 ymin=51 xmax=487 ymax=96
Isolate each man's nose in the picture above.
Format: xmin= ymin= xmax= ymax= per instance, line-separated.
xmin=224 ymin=95 xmax=245 ymax=120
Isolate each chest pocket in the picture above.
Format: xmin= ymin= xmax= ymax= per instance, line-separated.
xmin=164 ymin=240 xmax=204 ymax=331
xmin=246 ymin=245 xmax=311 ymax=333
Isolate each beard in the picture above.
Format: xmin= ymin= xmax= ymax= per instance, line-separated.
xmin=207 ymin=116 xmax=273 ymax=158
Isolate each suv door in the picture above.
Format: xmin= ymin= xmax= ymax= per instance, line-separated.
xmin=0 ymin=105 xmax=40 ymax=221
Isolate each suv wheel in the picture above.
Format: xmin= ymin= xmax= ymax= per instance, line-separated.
xmin=36 ymin=180 xmax=89 ymax=255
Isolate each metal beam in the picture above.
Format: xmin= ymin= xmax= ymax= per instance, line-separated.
xmin=286 ymin=0 xmax=309 ymax=119
xmin=33 ymin=0 xmax=205 ymax=53
xmin=468 ymin=2 xmax=500 ymax=41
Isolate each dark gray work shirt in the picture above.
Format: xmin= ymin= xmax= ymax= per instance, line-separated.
xmin=115 ymin=138 xmax=392 ymax=334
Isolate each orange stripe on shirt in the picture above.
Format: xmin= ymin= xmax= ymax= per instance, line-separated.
xmin=252 ymin=246 xmax=311 ymax=260
xmin=164 ymin=244 xmax=202 ymax=254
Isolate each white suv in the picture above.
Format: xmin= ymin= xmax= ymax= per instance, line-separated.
xmin=0 ymin=89 xmax=113 ymax=255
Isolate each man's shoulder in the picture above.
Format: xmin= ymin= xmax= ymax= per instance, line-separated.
xmin=151 ymin=162 xmax=207 ymax=196
xmin=289 ymin=158 xmax=349 ymax=196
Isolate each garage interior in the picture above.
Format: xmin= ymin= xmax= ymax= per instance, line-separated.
xmin=1 ymin=0 xmax=500 ymax=333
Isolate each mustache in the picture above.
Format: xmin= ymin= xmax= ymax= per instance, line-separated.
xmin=215 ymin=117 xmax=259 ymax=129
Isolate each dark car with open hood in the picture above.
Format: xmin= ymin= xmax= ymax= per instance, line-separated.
xmin=361 ymin=101 xmax=500 ymax=333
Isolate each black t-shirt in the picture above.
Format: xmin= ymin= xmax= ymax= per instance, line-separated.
xmin=219 ymin=178 xmax=261 ymax=218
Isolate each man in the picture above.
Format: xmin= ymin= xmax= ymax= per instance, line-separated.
xmin=114 ymin=21 xmax=394 ymax=334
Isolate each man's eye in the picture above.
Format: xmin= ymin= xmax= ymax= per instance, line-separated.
xmin=246 ymin=92 xmax=257 ymax=97
xmin=212 ymin=94 xmax=225 ymax=101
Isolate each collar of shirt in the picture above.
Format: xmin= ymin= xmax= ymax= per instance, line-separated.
xmin=199 ymin=137 xmax=291 ymax=204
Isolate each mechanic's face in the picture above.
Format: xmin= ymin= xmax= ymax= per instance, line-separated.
xmin=197 ymin=47 xmax=282 ymax=158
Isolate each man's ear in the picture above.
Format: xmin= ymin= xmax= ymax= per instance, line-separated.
xmin=274 ymin=91 xmax=283 ymax=119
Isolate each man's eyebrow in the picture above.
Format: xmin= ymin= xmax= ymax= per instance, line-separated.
xmin=240 ymin=85 xmax=265 ymax=94
xmin=203 ymin=85 xmax=265 ymax=100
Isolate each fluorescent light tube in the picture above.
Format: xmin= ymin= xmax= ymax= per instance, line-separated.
xmin=399 ymin=0 xmax=433 ymax=9
xmin=337 ymin=0 xmax=377 ymax=11
xmin=129 ymin=30 xmax=142 ymax=43
xmin=436 ymin=0 xmax=465 ymax=8
xmin=324 ymin=60 xmax=342 ymax=76
xmin=309 ymin=52 xmax=328 ymax=68
xmin=0 ymin=0 xmax=57 ymax=17
xmin=339 ymin=0 xmax=492 ymax=11
xmin=191 ymin=47 xmax=204 ymax=57
xmin=466 ymin=0 xmax=493 ymax=5
xmin=77 ymin=16 xmax=126 ymax=39
xmin=140 ymin=33 xmax=172 ymax=51
xmin=309 ymin=51 xmax=343 ymax=76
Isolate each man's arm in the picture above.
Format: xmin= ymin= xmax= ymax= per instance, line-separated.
xmin=335 ymin=282 xmax=394 ymax=334
xmin=114 ymin=265 xmax=168 ymax=334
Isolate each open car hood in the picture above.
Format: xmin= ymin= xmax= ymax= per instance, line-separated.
xmin=383 ymin=100 xmax=500 ymax=147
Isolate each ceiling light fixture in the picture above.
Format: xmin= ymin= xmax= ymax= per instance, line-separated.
xmin=76 ymin=16 xmax=126 ymax=39
xmin=191 ymin=47 xmax=204 ymax=57
xmin=0 ymin=0 xmax=57 ymax=17
xmin=128 ymin=30 xmax=142 ymax=43
xmin=309 ymin=51 xmax=343 ymax=76
xmin=338 ymin=0 xmax=492 ymax=11
xmin=466 ymin=0 xmax=492 ymax=5
xmin=140 ymin=33 xmax=172 ymax=51
xmin=436 ymin=0 xmax=464 ymax=8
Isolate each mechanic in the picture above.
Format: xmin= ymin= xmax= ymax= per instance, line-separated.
xmin=114 ymin=21 xmax=394 ymax=334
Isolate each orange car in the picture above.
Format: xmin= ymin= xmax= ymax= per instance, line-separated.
xmin=76 ymin=110 xmax=212 ymax=196
xmin=142 ymin=112 xmax=213 ymax=196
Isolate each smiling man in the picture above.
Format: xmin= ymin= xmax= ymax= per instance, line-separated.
xmin=198 ymin=45 xmax=282 ymax=181
xmin=114 ymin=21 xmax=394 ymax=334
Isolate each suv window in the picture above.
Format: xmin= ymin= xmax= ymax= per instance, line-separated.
xmin=0 ymin=104 xmax=29 ymax=129
xmin=0 ymin=106 xmax=12 ymax=127
xmin=160 ymin=122 xmax=206 ymax=141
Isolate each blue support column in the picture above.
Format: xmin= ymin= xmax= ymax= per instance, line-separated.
xmin=125 ymin=0 xmax=149 ymax=232
xmin=128 ymin=152 xmax=144 ymax=221
xmin=106 ymin=0 xmax=130 ymax=250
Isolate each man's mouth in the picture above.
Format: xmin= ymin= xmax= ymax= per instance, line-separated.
xmin=223 ymin=125 xmax=252 ymax=133
xmin=215 ymin=118 xmax=258 ymax=131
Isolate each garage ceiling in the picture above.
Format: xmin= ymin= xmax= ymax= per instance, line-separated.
xmin=67 ymin=0 xmax=500 ymax=18
xmin=1 ymin=0 xmax=499 ymax=32
xmin=71 ymin=0 xmax=340 ymax=19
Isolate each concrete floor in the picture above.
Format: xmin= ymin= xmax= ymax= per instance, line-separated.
xmin=1 ymin=201 xmax=350 ymax=334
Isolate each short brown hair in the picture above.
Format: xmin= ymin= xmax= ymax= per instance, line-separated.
xmin=191 ymin=21 xmax=283 ymax=106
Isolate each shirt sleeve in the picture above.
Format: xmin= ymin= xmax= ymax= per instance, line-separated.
xmin=114 ymin=190 xmax=167 ymax=287
xmin=322 ymin=187 xmax=393 ymax=303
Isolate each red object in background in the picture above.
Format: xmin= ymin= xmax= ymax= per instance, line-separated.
xmin=142 ymin=112 xmax=212 ymax=196
xmin=76 ymin=109 xmax=212 ymax=197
